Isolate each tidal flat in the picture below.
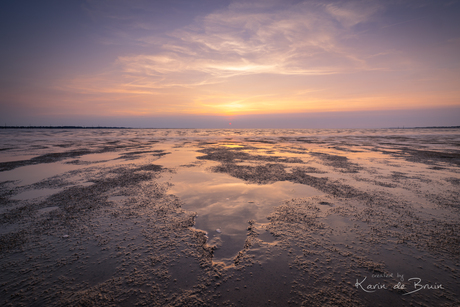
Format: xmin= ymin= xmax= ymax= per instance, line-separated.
xmin=0 ymin=128 xmax=459 ymax=306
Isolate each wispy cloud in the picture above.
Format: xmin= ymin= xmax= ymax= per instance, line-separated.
xmin=54 ymin=0 xmax=460 ymax=116
xmin=325 ymin=0 xmax=383 ymax=28
xmin=96 ymin=0 xmax=388 ymax=91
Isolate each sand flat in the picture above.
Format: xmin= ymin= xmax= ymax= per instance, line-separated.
xmin=0 ymin=128 xmax=459 ymax=306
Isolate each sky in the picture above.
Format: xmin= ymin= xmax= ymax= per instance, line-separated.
xmin=0 ymin=0 xmax=459 ymax=128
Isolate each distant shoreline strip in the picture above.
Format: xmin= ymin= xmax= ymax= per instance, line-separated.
xmin=0 ymin=126 xmax=194 ymax=129
xmin=0 ymin=126 xmax=459 ymax=130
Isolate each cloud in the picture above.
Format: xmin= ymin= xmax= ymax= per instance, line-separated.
xmin=325 ymin=0 xmax=383 ymax=28
xmin=118 ymin=0 xmax=385 ymax=89
xmin=54 ymin=0 xmax=459 ymax=117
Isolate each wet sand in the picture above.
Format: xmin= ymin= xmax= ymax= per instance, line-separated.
xmin=0 ymin=128 xmax=459 ymax=306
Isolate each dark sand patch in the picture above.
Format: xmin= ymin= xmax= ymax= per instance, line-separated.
xmin=309 ymin=152 xmax=362 ymax=173
xmin=392 ymin=148 xmax=460 ymax=166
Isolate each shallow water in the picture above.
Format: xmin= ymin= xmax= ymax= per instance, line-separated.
xmin=0 ymin=128 xmax=459 ymax=306
xmin=0 ymin=162 xmax=81 ymax=186
xmin=11 ymin=188 xmax=63 ymax=201
xmin=161 ymin=165 xmax=322 ymax=261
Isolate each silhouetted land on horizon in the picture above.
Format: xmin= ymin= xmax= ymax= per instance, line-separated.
xmin=0 ymin=125 xmax=459 ymax=130
xmin=411 ymin=126 xmax=460 ymax=129
xmin=0 ymin=126 xmax=130 ymax=129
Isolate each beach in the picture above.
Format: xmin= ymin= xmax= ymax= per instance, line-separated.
xmin=0 ymin=128 xmax=459 ymax=306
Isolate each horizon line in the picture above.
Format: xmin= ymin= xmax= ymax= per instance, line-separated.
xmin=1 ymin=125 xmax=460 ymax=130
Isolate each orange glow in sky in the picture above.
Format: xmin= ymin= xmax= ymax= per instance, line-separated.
xmin=1 ymin=0 xmax=459 ymax=127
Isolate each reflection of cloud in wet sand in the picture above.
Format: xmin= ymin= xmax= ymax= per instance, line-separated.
xmin=0 ymin=128 xmax=459 ymax=306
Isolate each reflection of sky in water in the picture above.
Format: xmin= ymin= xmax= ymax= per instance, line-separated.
xmin=11 ymin=188 xmax=63 ymax=200
xmin=2 ymin=128 xmax=460 ymax=153
xmin=154 ymin=147 xmax=202 ymax=168
xmin=160 ymin=158 xmax=323 ymax=261
xmin=0 ymin=154 xmax=37 ymax=163
xmin=221 ymin=144 xmax=244 ymax=148
xmin=0 ymin=163 xmax=80 ymax=186
xmin=0 ymin=151 xmax=154 ymax=186
xmin=79 ymin=152 xmax=120 ymax=162
xmin=1 ymin=128 xmax=459 ymax=262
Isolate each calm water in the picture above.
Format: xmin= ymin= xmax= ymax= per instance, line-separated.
xmin=1 ymin=127 xmax=459 ymax=156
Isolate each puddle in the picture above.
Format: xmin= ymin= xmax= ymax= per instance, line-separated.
xmin=78 ymin=181 xmax=94 ymax=187
xmin=258 ymin=230 xmax=277 ymax=243
xmin=221 ymin=144 xmax=245 ymax=148
xmin=0 ymin=162 xmax=80 ymax=186
xmin=37 ymin=206 xmax=59 ymax=215
xmin=108 ymin=195 xmax=130 ymax=203
xmin=155 ymin=148 xmax=202 ymax=168
xmin=11 ymin=188 xmax=63 ymax=200
xmin=162 ymin=166 xmax=323 ymax=262
xmin=79 ymin=152 xmax=120 ymax=163
xmin=0 ymin=154 xmax=38 ymax=163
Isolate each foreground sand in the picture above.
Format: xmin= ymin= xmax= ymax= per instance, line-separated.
xmin=0 ymin=128 xmax=459 ymax=306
